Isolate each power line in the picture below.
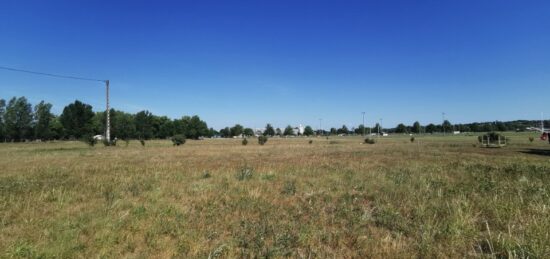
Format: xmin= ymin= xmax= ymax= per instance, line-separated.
xmin=1 ymin=65 xmax=111 ymax=141
xmin=0 ymin=65 xmax=106 ymax=82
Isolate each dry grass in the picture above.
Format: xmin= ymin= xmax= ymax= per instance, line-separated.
xmin=1 ymin=133 xmax=549 ymax=258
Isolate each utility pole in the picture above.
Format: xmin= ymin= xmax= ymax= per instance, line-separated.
xmin=362 ymin=112 xmax=365 ymax=136
xmin=105 ymin=80 xmax=110 ymax=142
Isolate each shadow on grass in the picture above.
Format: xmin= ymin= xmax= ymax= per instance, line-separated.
xmin=519 ymin=148 xmax=550 ymax=157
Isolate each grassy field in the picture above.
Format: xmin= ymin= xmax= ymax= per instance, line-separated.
xmin=1 ymin=133 xmax=549 ymax=258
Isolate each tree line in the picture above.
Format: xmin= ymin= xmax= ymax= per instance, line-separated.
xmin=0 ymin=97 xmax=211 ymax=142
xmin=1 ymin=96 xmax=546 ymax=142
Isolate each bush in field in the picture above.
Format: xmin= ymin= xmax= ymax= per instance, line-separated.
xmin=140 ymin=139 xmax=145 ymax=146
xmin=308 ymin=140 xmax=313 ymax=144
xmin=410 ymin=137 xmax=415 ymax=143
xmin=529 ymin=136 xmax=534 ymax=143
xmin=478 ymin=136 xmax=483 ymax=143
xmin=171 ymin=134 xmax=186 ymax=146
xmin=102 ymin=139 xmax=116 ymax=146
xmin=281 ymin=180 xmax=296 ymax=195
xmin=83 ymin=135 xmax=97 ymax=147
xmin=242 ymin=138 xmax=248 ymax=146
xmin=364 ymin=138 xmax=376 ymax=144
xmin=236 ymin=166 xmax=253 ymax=181
xmin=258 ymin=135 xmax=268 ymax=145
xmin=201 ymin=171 xmax=211 ymax=179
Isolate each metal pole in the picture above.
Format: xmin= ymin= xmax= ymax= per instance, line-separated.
xmin=106 ymin=80 xmax=110 ymax=142
xmin=362 ymin=112 xmax=365 ymax=136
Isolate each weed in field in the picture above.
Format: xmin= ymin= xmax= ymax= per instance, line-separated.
xmin=242 ymin=138 xmax=248 ymax=146
xmin=281 ymin=180 xmax=296 ymax=195
xmin=171 ymin=134 xmax=186 ymax=146
xmin=102 ymin=185 xmax=116 ymax=205
xmin=202 ymin=171 xmax=211 ymax=179
xmin=83 ymin=135 xmax=97 ymax=147
xmin=260 ymin=172 xmax=276 ymax=181
xmin=236 ymin=166 xmax=254 ymax=180
xmin=309 ymin=140 xmax=313 ymax=144
xmin=258 ymin=136 xmax=268 ymax=145
xmin=209 ymin=244 xmax=229 ymax=258
xmin=364 ymin=138 xmax=376 ymax=144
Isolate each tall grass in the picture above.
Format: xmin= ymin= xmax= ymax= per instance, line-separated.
xmin=0 ymin=134 xmax=549 ymax=257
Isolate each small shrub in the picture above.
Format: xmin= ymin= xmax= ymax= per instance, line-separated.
xmin=478 ymin=136 xmax=483 ymax=143
xmin=102 ymin=139 xmax=116 ymax=146
xmin=364 ymin=138 xmax=376 ymax=144
xmin=410 ymin=137 xmax=415 ymax=143
xmin=140 ymin=139 xmax=145 ymax=146
xmin=236 ymin=166 xmax=253 ymax=181
xmin=308 ymin=140 xmax=313 ymax=144
xmin=83 ymin=135 xmax=97 ymax=147
xmin=171 ymin=134 xmax=186 ymax=146
xmin=258 ymin=136 xmax=268 ymax=145
xmin=281 ymin=181 xmax=296 ymax=195
xmin=529 ymin=136 xmax=534 ymax=143
xmin=242 ymin=138 xmax=248 ymax=146
xmin=201 ymin=171 xmax=211 ymax=179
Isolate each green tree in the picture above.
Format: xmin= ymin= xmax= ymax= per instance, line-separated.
xmin=230 ymin=124 xmax=244 ymax=137
xmin=283 ymin=125 xmax=294 ymax=136
xmin=175 ymin=115 xmax=209 ymax=139
xmin=354 ymin=124 xmax=366 ymax=135
xmin=276 ymin=128 xmax=282 ymax=136
xmin=425 ymin=123 xmax=436 ymax=133
xmin=442 ymin=120 xmax=453 ymax=133
xmin=395 ymin=123 xmax=407 ymax=133
xmin=263 ymin=123 xmax=275 ymax=136
xmin=34 ymin=101 xmax=53 ymax=140
xmin=49 ymin=117 xmax=64 ymax=139
xmin=330 ymin=127 xmax=337 ymax=135
xmin=303 ymin=125 xmax=314 ymax=136
xmin=337 ymin=125 xmax=349 ymax=135
xmin=4 ymin=97 xmax=34 ymax=141
xmin=156 ymin=116 xmax=174 ymax=139
xmin=114 ymin=112 xmax=136 ymax=141
xmin=135 ymin=110 xmax=154 ymax=140
xmin=243 ymin=128 xmax=255 ymax=137
xmin=208 ymin=128 xmax=219 ymax=137
xmin=59 ymin=100 xmax=94 ymax=139
xmin=219 ymin=127 xmax=231 ymax=137
xmin=412 ymin=121 xmax=421 ymax=134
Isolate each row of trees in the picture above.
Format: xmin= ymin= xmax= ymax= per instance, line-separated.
xmin=0 ymin=97 xmax=211 ymax=142
xmin=1 ymin=96 xmax=546 ymax=142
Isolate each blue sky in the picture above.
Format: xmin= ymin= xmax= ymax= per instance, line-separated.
xmin=1 ymin=1 xmax=549 ymax=130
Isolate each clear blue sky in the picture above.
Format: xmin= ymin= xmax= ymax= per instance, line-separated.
xmin=1 ymin=1 xmax=549 ymax=130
